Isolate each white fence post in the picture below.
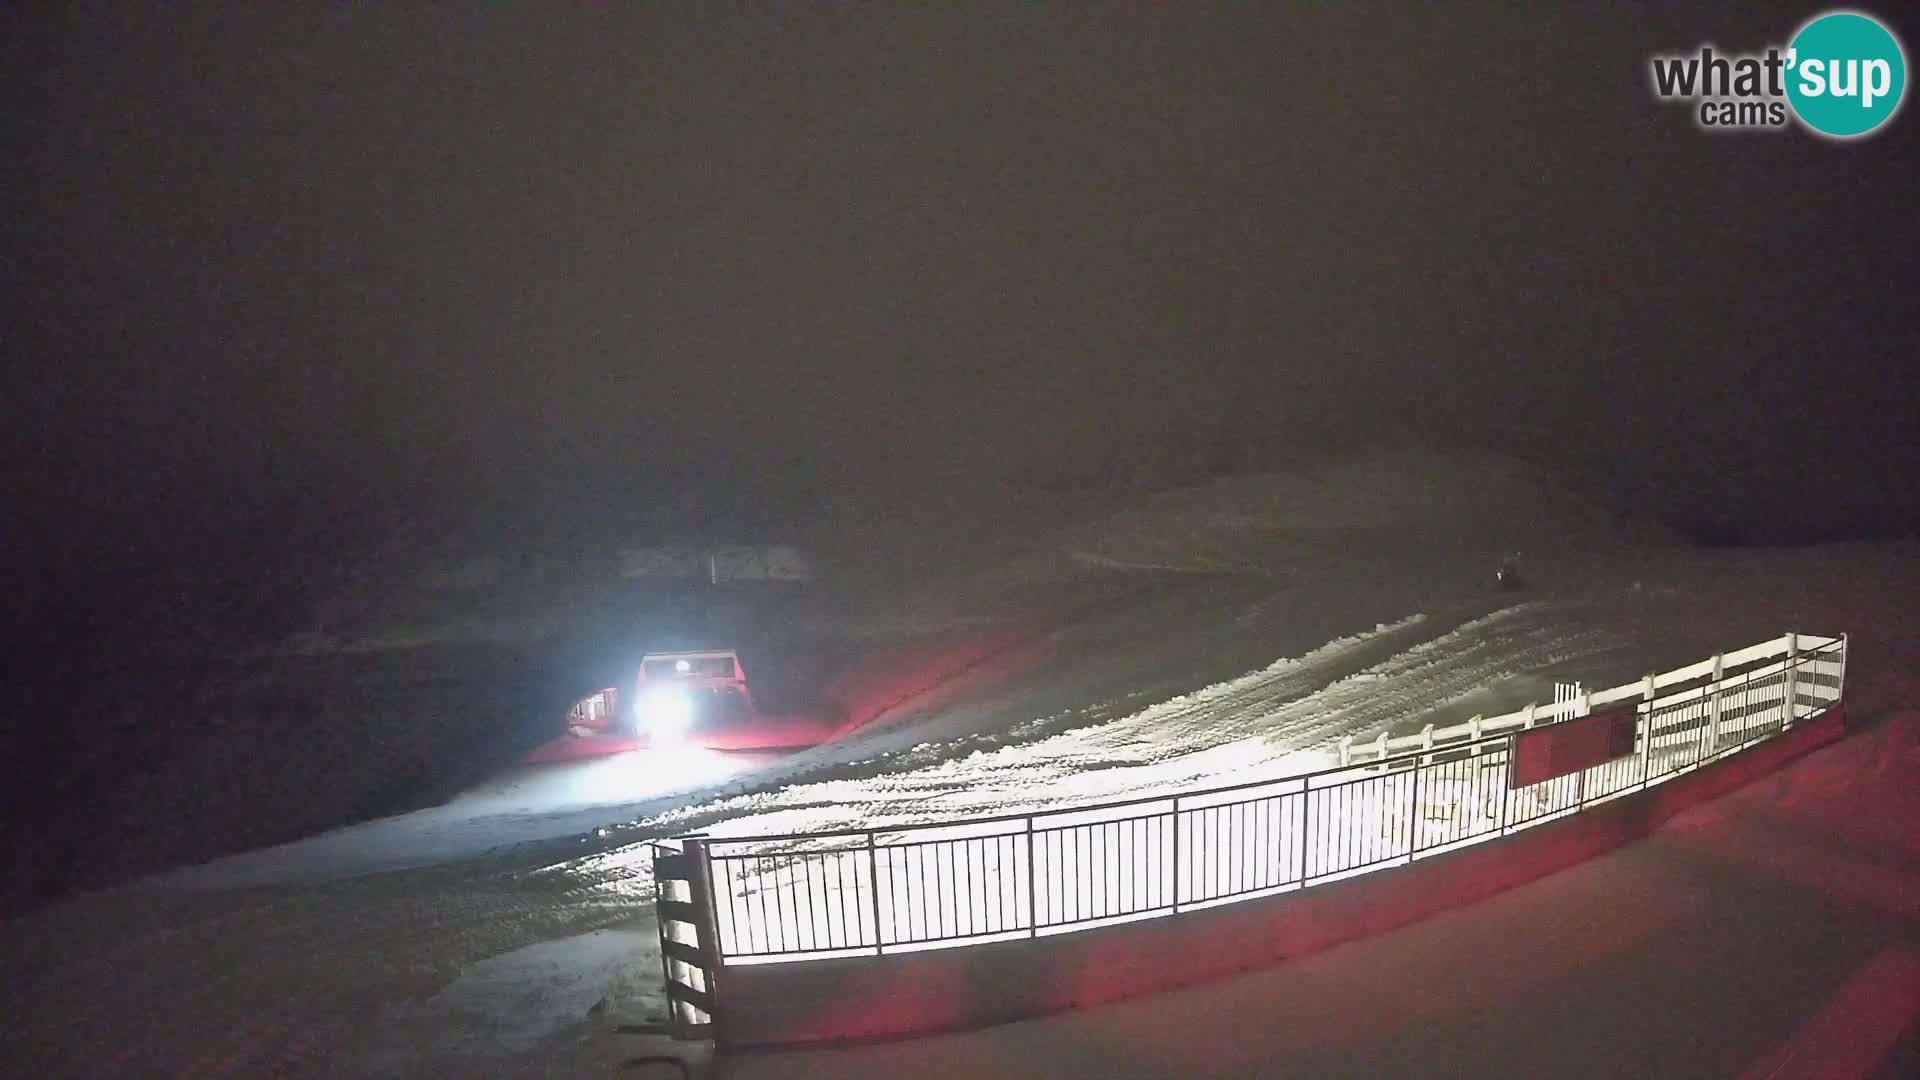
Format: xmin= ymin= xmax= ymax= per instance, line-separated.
xmin=1707 ymin=653 xmax=1725 ymax=751
xmin=1523 ymin=702 xmax=1537 ymax=728
xmin=1575 ymin=687 xmax=1592 ymax=802
xmin=1170 ymin=798 xmax=1181 ymax=912
xmin=1839 ymin=633 xmax=1850 ymax=701
xmin=1640 ymin=674 xmax=1656 ymax=778
xmin=1781 ymin=631 xmax=1799 ymax=730
xmin=1025 ymin=818 xmax=1037 ymax=936
xmin=1339 ymin=734 xmax=1354 ymax=767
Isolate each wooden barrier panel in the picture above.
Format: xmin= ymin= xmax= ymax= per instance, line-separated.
xmin=1510 ymin=707 xmax=1637 ymax=787
xmin=654 ymin=840 xmax=723 ymax=1038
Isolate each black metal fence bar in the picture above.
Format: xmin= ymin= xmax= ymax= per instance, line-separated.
xmin=699 ymin=637 xmax=1844 ymax=960
xmin=1411 ymin=745 xmax=1511 ymax=852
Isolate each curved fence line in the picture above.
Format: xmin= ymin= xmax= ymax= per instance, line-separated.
xmin=670 ymin=633 xmax=1845 ymax=967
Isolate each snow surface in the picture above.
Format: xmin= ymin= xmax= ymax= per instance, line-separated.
xmin=2 ymin=457 xmax=1912 ymax=1076
xmin=641 ymin=604 xmax=1613 ymax=842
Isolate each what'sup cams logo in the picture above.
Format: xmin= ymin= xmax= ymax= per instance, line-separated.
xmin=1651 ymin=9 xmax=1907 ymax=139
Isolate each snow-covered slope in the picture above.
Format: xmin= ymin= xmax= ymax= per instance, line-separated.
xmin=638 ymin=605 xmax=1613 ymax=842
xmin=876 ymin=451 xmax=1660 ymax=610
xmin=6 ymin=450 xmax=1906 ymax=1078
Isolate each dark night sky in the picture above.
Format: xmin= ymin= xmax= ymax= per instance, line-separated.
xmin=6 ymin=3 xmax=1918 ymax=576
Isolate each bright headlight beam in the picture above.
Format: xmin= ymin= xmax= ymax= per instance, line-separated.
xmin=638 ymin=688 xmax=694 ymax=740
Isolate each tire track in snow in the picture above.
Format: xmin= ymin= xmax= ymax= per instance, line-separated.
xmin=628 ymin=613 xmax=1434 ymax=837
xmin=629 ymin=603 xmax=1614 ymax=842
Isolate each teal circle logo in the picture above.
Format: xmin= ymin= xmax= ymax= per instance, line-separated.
xmin=1786 ymin=11 xmax=1907 ymax=138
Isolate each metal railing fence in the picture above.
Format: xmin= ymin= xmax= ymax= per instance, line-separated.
xmin=686 ymin=633 xmax=1845 ymax=964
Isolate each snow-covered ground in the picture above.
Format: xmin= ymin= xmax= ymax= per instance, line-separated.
xmin=2 ymin=459 xmax=1913 ymax=1077
xmin=645 ymin=604 xmax=1609 ymax=842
